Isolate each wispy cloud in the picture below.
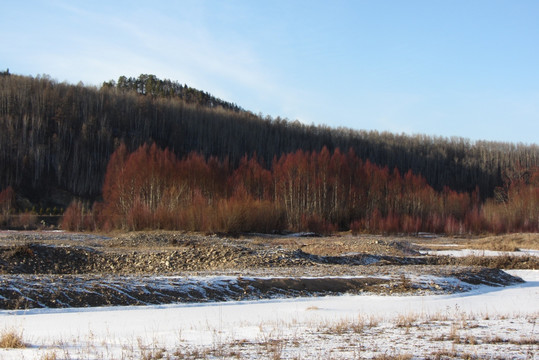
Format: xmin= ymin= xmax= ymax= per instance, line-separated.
xmin=38 ymin=1 xmax=283 ymax=109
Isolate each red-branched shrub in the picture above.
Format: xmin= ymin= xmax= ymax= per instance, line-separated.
xmin=61 ymin=200 xmax=97 ymax=231
xmin=379 ymin=212 xmax=400 ymax=234
xmin=350 ymin=220 xmax=362 ymax=235
xmin=86 ymin=143 xmax=539 ymax=235
xmin=443 ymin=215 xmax=464 ymax=236
xmin=176 ymin=190 xmax=210 ymax=231
xmin=211 ymin=187 xmax=286 ymax=233
xmin=300 ymin=214 xmax=336 ymax=235
xmin=10 ymin=212 xmax=38 ymax=230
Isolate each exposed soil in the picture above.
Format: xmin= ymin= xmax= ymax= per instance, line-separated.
xmin=0 ymin=231 xmax=533 ymax=309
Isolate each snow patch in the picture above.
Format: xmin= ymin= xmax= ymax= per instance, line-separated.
xmin=422 ymin=248 xmax=539 ymax=257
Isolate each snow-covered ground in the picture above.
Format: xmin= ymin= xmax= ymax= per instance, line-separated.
xmin=1 ymin=270 xmax=538 ymax=359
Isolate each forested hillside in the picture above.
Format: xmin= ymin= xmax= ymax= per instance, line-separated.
xmin=1 ymin=72 xmax=538 ymax=210
xmin=58 ymin=143 xmax=538 ymax=234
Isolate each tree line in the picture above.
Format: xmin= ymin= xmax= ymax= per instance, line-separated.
xmin=60 ymin=143 xmax=539 ymax=234
xmin=0 ymin=72 xmax=538 ymax=212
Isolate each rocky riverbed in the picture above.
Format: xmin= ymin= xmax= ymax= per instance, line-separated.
xmin=0 ymin=231 xmax=532 ymax=309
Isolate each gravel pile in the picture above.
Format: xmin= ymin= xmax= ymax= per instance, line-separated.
xmin=0 ymin=231 xmax=527 ymax=309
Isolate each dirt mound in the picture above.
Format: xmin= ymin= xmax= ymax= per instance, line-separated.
xmin=0 ymin=232 xmax=426 ymax=275
xmin=0 ymin=241 xmax=314 ymax=275
xmin=0 ymin=243 xmax=99 ymax=274
xmin=0 ymin=275 xmax=388 ymax=309
xmin=0 ymin=241 xmax=476 ymax=275
xmin=0 ymin=268 xmax=523 ymax=310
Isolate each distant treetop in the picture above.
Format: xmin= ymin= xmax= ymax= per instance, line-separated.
xmin=102 ymin=74 xmax=243 ymax=112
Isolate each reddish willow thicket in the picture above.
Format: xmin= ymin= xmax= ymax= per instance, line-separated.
xmin=60 ymin=144 xmax=539 ymax=234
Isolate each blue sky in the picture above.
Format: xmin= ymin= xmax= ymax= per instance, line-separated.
xmin=1 ymin=1 xmax=538 ymax=144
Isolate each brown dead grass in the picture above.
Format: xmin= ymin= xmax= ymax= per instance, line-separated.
xmin=429 ymin=253 xmax=539 ymax=269
xmin=372 ymin=354 xmax=413 ymax=360
xmin=252 ymin=234 xmax=414 ymax=257
xmin=469 ymin=233 xmax=539 ymax=251
xmin=414 ymin=233 xmax=539 ymax=252
xmin=0 ymin=329 xmax=26 ymax=348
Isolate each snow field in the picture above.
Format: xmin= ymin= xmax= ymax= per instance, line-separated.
xmin=0 ymin=270 xmax=537 ymax=359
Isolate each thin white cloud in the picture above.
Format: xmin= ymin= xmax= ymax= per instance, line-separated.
xmin=38 ymin=1 xmax=281 ymax=106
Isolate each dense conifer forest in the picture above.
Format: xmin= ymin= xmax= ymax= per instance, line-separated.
xmin=1 ymin=71 xmax=538 ymax=233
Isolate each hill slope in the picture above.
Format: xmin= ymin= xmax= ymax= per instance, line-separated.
xmin=0 ymin=72 xmax=538 ymax=207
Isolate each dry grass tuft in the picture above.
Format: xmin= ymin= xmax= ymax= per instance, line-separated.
xmin=468 ymin=254 xmax=538 ymax=269
xmin=462 ymin=333 xmax=478 ymax=345
xmin=395 ymin=313 xmax=416 ymax=328
xmin=510 ymin=336 xmax=538 ymax=345
xmin=430 ymin=349 xmax=458 ymax=359
xmin=367 ymin=314 xmax=380 ymax=328
xmin=372 ymin=353 xmax=413 ymax=360
xmin=0 ymin=329 xmax=26 ymax=348
xmin=448 ymin=322 xmax=461 ymax=344
xmin=40 ymin=352 xmax=58 ymax=360
xmin=326 ymin=319 xmax=352 ymax=335
xmin=435 ymin=253 xmax=539 ymax=269
xmin=321 ymin=315 xmax=369 ymax=335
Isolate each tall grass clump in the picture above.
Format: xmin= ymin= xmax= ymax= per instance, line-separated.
xmin=0 ymin=329 xmax=25 ymax=348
